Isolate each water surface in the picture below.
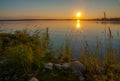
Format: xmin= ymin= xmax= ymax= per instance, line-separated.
xmin=0 ymin=21 xmax=120 ymax=58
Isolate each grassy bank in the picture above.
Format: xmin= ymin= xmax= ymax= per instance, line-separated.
xmin=0 ymin=28 xmax=120 ymax=81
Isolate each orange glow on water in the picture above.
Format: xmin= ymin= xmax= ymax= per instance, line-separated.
xmin=76 ymin=20 xmax=81 ymax=28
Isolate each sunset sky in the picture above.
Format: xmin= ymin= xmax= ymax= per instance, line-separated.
xmin=0 ymin=0 xmax=120 ymax=19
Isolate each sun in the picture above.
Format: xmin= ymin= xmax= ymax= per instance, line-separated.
xmin=76 ymin=12 xmax=81 ymax=17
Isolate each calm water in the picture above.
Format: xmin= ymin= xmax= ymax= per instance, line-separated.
xmin=0 ymin=21 xmax=120 ymax=58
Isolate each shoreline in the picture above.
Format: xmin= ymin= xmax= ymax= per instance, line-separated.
xmin=0 ymin=18 xmax=120 ymax=22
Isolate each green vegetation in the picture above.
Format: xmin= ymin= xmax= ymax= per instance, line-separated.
xmin=0 ymin=28 xmax=120 ymax=81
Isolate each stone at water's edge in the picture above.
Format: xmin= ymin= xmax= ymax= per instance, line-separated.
xmin=2 ymin=37 xmax=10 ymax=49
xmin=61 ymin=63 xmax=69 ymax=69
xmin=2 ymin=37 xmax=10 ymax=42
xmin=29 ymin=77 xmax=39 ymax=81
xmin=44 ymin=61 xmax=85 ymax=75
xmin=79 ymin=76 xmax=85 ymax=81
xmin=44 ymin=62 xmax=53 ymax=70
xmin=70 ymin=61 xmax=86 ymax=74
xmin=55 ymin=64 xmax=62 ymax=69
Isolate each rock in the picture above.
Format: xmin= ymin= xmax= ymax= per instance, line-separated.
xmin=0 ymin=57 xmax=8 ymax=64
xmin=2 ymin=37 xmax=10 ymax=49
xmin=13 ymin=75 xmax=18 ymax=80
xmin=55 ymin=64 xmax=62 ymax=69
xmin=93 ymin=75 xmax=100 ymax=80
xmin=41 ymin=69 xmax=46 ymax=72
xmin=70 ymin=61 xmax=85 ymax=75
xmin=61 ymin=63 xmax=69 ymax=69
xmin=79 ymin=76 xmax=85 ymax=81
xmin=44 ymin=62 xmax=53 ymax=70
xmin=2 ymin=37 xmax=10 ymax=42
xmin=29 ymin=77 xmax=39 ymax=81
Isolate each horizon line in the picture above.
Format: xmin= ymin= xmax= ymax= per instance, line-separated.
xmin=0 ymin=18 xmax=120 ymax=21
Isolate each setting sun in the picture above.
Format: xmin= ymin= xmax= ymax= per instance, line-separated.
xmin=76 ymin=12 xmax=81 ymax=17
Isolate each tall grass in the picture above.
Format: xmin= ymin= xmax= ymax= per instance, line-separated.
xmin=78 ymin=27 xmax=120 ymax=81
xmin=0 ymin=27 xmax=120 ymax=81
xmin=0 ymin=28 xmax=55 ymax=80
xmin=57 ymin=40 xmax=72 ymax=63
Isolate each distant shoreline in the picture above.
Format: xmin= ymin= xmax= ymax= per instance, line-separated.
xmin=0 ymin=18 xmax=120 ymax=21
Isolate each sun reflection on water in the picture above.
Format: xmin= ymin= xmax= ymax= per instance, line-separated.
xmin=75 ymin=20 xmax=83 ymax=32
xmin=76 ymin=20 xmax=81 ymax=28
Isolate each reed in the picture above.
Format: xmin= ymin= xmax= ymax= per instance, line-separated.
xmin=0 ymin=27 xmax=119 ymax=81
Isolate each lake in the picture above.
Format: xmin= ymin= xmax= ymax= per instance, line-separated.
xmin=0 ymin=20 xmax=120 ymax=58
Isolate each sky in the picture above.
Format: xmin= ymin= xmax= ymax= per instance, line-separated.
xmin=0 ymin=0 xmax=120 ymax=19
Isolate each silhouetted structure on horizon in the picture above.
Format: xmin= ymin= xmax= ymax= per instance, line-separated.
xmin=102 ymin=12 xmax=107 ymax=21
xmin=104 ymin=12 xmax=106 ymax=19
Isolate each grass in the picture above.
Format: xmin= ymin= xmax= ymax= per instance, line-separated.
xmin=0 ymin=27 xmax=120 ymax=81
